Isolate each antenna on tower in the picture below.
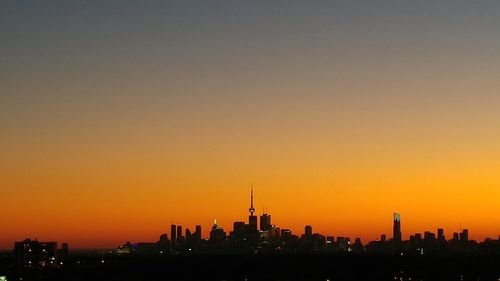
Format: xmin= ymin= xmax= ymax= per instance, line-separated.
xmin=249 ymin=183 xmax=255 ymax=216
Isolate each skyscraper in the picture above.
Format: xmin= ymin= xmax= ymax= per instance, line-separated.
xmin=305 ymin=225 xmax=313 ymax=238
xmin=170 ymin=224 xmax=177 ymax=244
xmin=177 ymin=225 xmax=183 ymax=242
xmin=260 ymin=213 xmax=271 ymax=231
xmin=460 ymin=229 xmax=469 ymax=242
xmin=248 ymin=187 xmax=257 ymax=230
xmin=437 ymin=228 xmax=445 ymax=240
xmin=210 ymin=220 xmax=226 ymax=244
xmin=393 ymin=213 xmax=402 ymax=242
xmin=195 ymin=225 xmax=202 ymax=240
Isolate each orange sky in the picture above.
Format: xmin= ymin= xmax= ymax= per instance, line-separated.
xmin=2 ymin=1 xmax=500 ymax=249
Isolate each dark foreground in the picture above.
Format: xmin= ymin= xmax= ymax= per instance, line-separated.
xmin=2 ymin=253 xmax=500 ymax=281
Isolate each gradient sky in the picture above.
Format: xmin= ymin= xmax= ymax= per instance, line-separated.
xmin=2 ymin=1 xmax=500 ymax=249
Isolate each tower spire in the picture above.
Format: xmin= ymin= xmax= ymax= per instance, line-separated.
xmin=249 ymin=184 xmax=255 ymax=216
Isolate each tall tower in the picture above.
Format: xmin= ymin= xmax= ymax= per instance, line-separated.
xmin=393 ymin=213 xmax=402 ymax=242
xmin=248 ymin=186 xmax=257 ymax=230
xmin=249 ymin=186 xmax=255 ymax=216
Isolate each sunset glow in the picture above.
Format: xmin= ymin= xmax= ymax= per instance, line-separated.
xmin=2 ymin=1 xmax=500 ymax=249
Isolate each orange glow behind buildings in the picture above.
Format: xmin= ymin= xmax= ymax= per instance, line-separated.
xmin=3 ymin=90 xmax=500 ymax=248
xmin=2 ymin=1 xmax=500 ymax=249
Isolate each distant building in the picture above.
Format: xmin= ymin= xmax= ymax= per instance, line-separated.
xmin=14 ymin=239 xmax=65 ymax=270
xmin=159 ymin=233 xmax=169 ymax=243
xmin=352 ymin=238 xmax=364 ymax=253
xmin=195 ymin=225 xmax=202 ymax=240
xmin=326 ymin=236 xmax=335 ymax=246
xmin=380 ymin=234 xmax=387 ymax=242
xmin=275 ymin=227 xmax=281 ymax=238
xmin=393 ymin=213 xmax=402 ymax=242
xmin=305 ymin=225 xmax=313 ymax=238
xmin=210 ymin=220 xmax=226 ymax=244
xmin=57 ymin=243 xmax=69 ymax=264
xmin=281 ymin=229 xmax=292 ymax=240
xmin=415 ymin=233 xmax=422 ymax=241
xmin=117 ymin=242 xmax=159 ymax=255
xmin=437 ymin=228 xmax=445 ymax=240
xmin=260 ymin=213 xmax=271 ymax=231
xmin=176 ymin=225 xmax=183 ymax=242
xmin=424 ymin=231 xmax=435 ymax=241
xmin=158 ymin=233 xmax=170 ymax=253
xmin=170 ymin=224 xmax=177 ymax=244
xmin=460 ymin=229 xmax=469 ymax=242
xmin=232 ymin=221 xmax=247 ymax=239
xmin=392 ymin=213 xmax=402 ymax=253
xmin=337 ymin=237 xmax=351 ymax=252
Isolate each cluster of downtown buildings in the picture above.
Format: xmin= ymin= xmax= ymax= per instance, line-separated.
xmin=114 ymin=190 xmax=497 ymax=256
xmin=12 ymin=190 xmax=500 ymax=272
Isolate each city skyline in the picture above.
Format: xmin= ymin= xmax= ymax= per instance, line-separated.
xmin=3 ymin=188 xmax=495 ymax=250
xmin=2 ymin=1 xmax=500 ymax=250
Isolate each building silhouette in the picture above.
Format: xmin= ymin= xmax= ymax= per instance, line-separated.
xmin=195 ymin=225 xmax=202 ymax=240
xmin=248 ymin=187 xmax=257 ymax=231
xmin=170 ymin=224 xmax=177 ymax=245
xmin=438 ymin=228 xmax=445 ymax=240
xmin=460 ymin=229 xmax=469 ymax=242
xmin=14 ymin=239 xmax=67 ymax=271
xmin=209 ymin=220 xmax=226 ymax=245
xmin=304 ymin=225 xmax=313 ymax=238
xmin=176 ymin=225 xmax=183 ymax=243
xmin=260 ymin=213 xmax=271 ymax=231
xmin=393 ymin=213 xmax=402 ymax=242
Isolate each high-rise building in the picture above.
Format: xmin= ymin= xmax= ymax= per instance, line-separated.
xmin=275 ymin=227 xmax=281 ymax=238
xmin=159 ymin=233 xmax=169 ymax=243
xmin=453 ymin=232 xmax=459 ymax=241
xmin=424 ymin=231 xmax=435 ymax=241
xmin=437 ymin=228 xmax=445 ymax=240
xmin=170 ymin=224 xmax=177 ymax=244
xmin=337 ymin=237 xmax=350 ymax=252
xmin=281 ymin=229 xmax=292 ymax=240
xmin=210 ymin=220 xmax=226 ymax=244
xmin=233 ymin=221 xmax=246 ymax=232
xmin=248 ymin=187 xmax=257 ymax=230
xmin=460 ymin=229 xmax=469 ymax=242
xmin=415 ymin=233 xmax=422 ymax=241
xmin=195 ymin=225 xmax=202 ymax=240
xmin=177 ymin=225 xmax=183 ymax=242
xmin=15 ymin=239 xmax=60 ymax=270
xmin=380 ymin=234 xmax=387 ymax=242
xmin=158 ymin=233 xmax=169 ymax=253
xmin=260 ymin=213 xmax=271 ymax=231
xmin=305 ymin=225 xmax=313 ymax=238
xmin=393 ymin=213 xmax=402 ymax=242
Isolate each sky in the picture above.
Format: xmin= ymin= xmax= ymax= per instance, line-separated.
xmin=1 ymin=1 xmax=500 ymax=249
